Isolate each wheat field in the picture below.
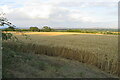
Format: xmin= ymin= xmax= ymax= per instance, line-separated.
xmin=7 ymin=32 xmax=119 ymax=77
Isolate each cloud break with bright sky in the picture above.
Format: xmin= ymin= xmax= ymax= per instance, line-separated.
xmin=0 ymin=0 xmax=119 ymax=29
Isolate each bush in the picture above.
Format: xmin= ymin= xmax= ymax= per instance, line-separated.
xmin=29 ymin=27 xmax=40 ymax=32
xmin=41 ymin=26 xmax=54 ymax=32
xmin=2 ymin=33 xmax=13 ymax=40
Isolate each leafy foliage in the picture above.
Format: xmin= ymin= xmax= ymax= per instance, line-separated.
xmin=29 ymin=27 xmax=40 ymax=32
xmin=2 ymin=33 xmax=13 ymax=40
xmin=2 ymin=33 xmax=18 ymax=41
xmin=41 ymin=26 xmax=55 ymax=32
xmin=3 ymin=27 xmax=15 ymax=31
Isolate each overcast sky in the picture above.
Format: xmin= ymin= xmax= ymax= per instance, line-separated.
xmin=0 ymin=0 xmax=119 ymax=29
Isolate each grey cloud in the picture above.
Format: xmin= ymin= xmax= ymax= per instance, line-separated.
xmin=1 ymin=0 xmax=117 ymax=29
xmin=57 ymin=2 xmax=117 ymax=8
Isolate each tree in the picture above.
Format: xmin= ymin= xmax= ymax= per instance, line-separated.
xmin=42 ymin=26 xmax=54 ymax=32
xmin=29 ymin=27 xmax=40 ymax=32
xmin=0 ymin=12 xmax=16 ymax=28
xmin=0 ymin=12 xmax=30 ymax=41
xmin=4 ymin=26 xmax=15 ymax=31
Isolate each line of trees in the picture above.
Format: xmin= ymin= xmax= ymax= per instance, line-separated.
xmin=66 ymin=29 xmax=120 ymax=35
xmin=1 ymin=26 xmax=120 ymax=35
xmin=2 ymin=26 xmax=55 ymax=32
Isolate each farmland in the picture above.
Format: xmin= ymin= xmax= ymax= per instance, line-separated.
xmin=2 ymin=32 xmax=119 ymax=78
xmin=3 ymin=46 xmax=115 ymax=78
xmin=0 ymin=0 xmax=119 ymax=78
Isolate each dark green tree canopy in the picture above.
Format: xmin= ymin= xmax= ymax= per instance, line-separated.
xmin=42 ymin=26 xmax=54 ymax=32
xmin=4 ymin=26 xmax=15 ymax=31
xmin=29 ymin=27 xmax=40 ymax=32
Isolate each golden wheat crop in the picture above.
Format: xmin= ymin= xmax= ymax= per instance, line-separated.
xmin=4 ymin=32 xmax=119 ymax=77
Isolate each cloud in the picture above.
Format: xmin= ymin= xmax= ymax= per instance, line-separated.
xmin=19 ymin=4 xmax=53 ymax=19
xmin=0 ymin=5 xmax=14 ymax=14
xmin=69 ymin=13 xmax=97 ymax=23
xmin=0 ymin=0 xmax=118 ymax=29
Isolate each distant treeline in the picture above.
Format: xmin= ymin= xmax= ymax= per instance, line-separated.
xmin=66 ymin=29 xmax=120 ymax=35
xmin=1 ymin=26 xmax=120 ymax=35
xmin=2 ymin=26 xmax=55 ymax=32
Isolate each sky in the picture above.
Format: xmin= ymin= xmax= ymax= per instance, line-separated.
xmin=0 ymin=0 xmax=119 ymax=29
